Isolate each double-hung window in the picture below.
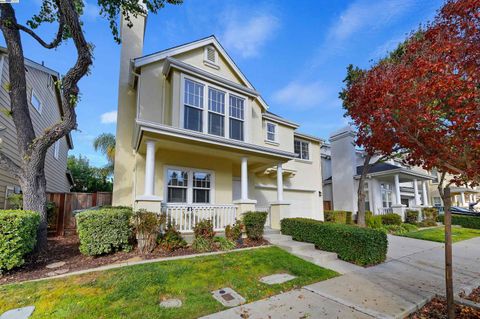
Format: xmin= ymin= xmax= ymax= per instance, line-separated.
xmin=167 ymin=169 xmax=188 ymax=203
xmin=166 ymin=168 xmax=212 ymax=204
xmin=208 ymin=88 xmax=225 ymax=136
xmin=266 ymin=122 xmax=276 ymax=142
xmin=193 ymin=172 xmax=211 ymax=203
xmin=294 ymin=139 xmax=310 ymax=160
xmin=184 ymin=79 xmax=204 ymax=132
xmin=229 ymin=95 xmax=244 ymax=141
xmin=381 ymin=183 xmax=393 ymax=208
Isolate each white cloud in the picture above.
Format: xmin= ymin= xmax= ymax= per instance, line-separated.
xmin=83 ymin=1 xmax=100 ymax=20
xmin=100 ymin=110 xmax=117 ymax=124
xmin=272 ymin=81 xmax=340 ymax=110
xmin=221 ymin=12 xmax=280 ymax=58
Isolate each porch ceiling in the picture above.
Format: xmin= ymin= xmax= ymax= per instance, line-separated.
xmin=359 ymin=168 xmax=435 ymax=182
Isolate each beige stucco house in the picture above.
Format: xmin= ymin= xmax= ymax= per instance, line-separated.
xmin=0 ymin=48 xmax=74 ymax=207
xmin=112 ymin=13 xmax=324 ymax=231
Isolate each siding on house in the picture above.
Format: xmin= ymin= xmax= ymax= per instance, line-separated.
xmin=0 ymin=54 xmax=72 ymax=207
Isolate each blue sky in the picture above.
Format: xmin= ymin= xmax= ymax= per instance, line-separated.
xmin=2 ymin=0 xmax=443 ymax=167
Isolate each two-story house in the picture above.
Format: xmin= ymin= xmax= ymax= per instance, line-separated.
xmin=112 ymin=12 xmax=324 ymax=231
xmin=0 ymin=48 xmax=74 ymax=208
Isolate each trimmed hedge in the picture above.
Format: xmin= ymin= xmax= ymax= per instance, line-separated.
xmin=281 ymin=218 xmax=387 ymax=266
xmin=405 ymin=210 xmax=419 ymax=224
xmin=380 ymin=213 xmax=402 ymax=226
xmin=422 ymin=207 xmax=438 ymax=222
xmin=324 ymin=210 xmax=353 ymax=224
xmin=0 ymin=210 xmax=40 ymax=272
xmin=243 ymin=211 xmax=268 ymax=240
xmin=438 ymin=214 xmax=480 ymax=229
xmin=76 ymin=207 xmax=133 ymax=256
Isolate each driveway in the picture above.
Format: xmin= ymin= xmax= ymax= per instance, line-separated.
xmin=202 ymin=235 xmax=480 ymax=319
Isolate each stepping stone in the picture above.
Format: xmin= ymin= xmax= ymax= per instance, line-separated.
xmin=211 ymin=288 xmax=245 ymax=307
xmin=159 ymin=298 xmax=182 ymax=308
xmin=0 ymin=306 xmax=35 ymax=319
xmin=259 ymin=273 xmax=297 ymax=285
xmin=46 ymin=268 xmax=69 ymax=277
xmin=45 ymin=261 xmax=66 ymax=269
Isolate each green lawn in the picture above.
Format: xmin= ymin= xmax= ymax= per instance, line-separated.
xmin=0 ymin=247 xmax=337 ymax=319
xmin=400 ymin=226 xmax=480 ymax=243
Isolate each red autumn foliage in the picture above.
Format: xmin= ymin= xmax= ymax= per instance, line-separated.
xmin=343 ymin=0 xmax=480 ymax=186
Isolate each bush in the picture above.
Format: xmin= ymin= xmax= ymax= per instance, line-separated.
xmin=191 ymin=237 xmax=213 ymax=252
xmin=418 ymin=219 xmax=437 ymax=227
xmin=383 ymin=223 xmax=418 ymax=235
xmin=281 ymin=218 xmax=387 ymax=266
xmin=193 ymin=219 xmax=215 ymax=240
xmin=405 ymin=210 xmax=419 ymax=224
xmin=380 ymin=213 xmax=402 ymax=226
xmin=243 ymin=211 xmax=268 ymax=240
xmin=367 ymin=215 xmax=383 ymax=229
xmin=158 ymin=224 xmax=187 ymax=251
xmin=225 ymin=221 xmax=243 ymax=242
xmin=213 ymin=236 xmax=236 ymax=251
xmin=324 ymin=210 xmax=353 ymax=224
xmin=76 ymin=206 xmax=133 ymax=256
xmin=438 ymin=214 xmax=480 ymax=229
xmin=6 ymin=194 xmax=23 ymax=209
xmin=132 ymin=210 xmax=165 ymax=254
xmin=0 ymin=210 xmax=40 ymax=272
xmin=422 ymin=207 xmax=438 ymax=222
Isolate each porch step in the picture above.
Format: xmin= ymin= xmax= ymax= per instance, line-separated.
xmin=263 ymin=227 xmax=280 ymax=235
xmin=294 ymin=249 xmax=338 ymax=264
xmin=263 ymin=233 xmax=292 ymax=243
xmin=276 ymin=240 xmax=316 ymax=253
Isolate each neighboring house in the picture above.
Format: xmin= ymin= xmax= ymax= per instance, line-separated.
xmin=321 ymin=126 xmax=436 ymax=220
xmin=0 ymin=48 xmax=74 ymax=208
xmin=427 ymin=170 xmax=479 ymax=209
xmin=112 ymin=12 xmax=324 ymax=231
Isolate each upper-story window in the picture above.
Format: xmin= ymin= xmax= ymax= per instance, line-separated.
xmin=229 ymin=95 xmax=244 ymax=141
xmin=31 ymin=90 xmax=42 ymax=113
xmin=266 ymin=122 xmax=276 ymax=142
xmin=184 ymin=79 xmax=204 ymax=132
xmin=208 ymin=88 xmax=225 ymax=136
xmin=53 ymin=140 xmax=60 ymax=159
xmin=294 ymin=139 xmax=309 ymax=160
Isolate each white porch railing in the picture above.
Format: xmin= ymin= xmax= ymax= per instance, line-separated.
xmin=161 ymin=204 xmax=237 ymax=233
xmin=377 ymin=207 xmax=393 ymax=215
xmin=255 ymin=206 xmax=271 ymax=227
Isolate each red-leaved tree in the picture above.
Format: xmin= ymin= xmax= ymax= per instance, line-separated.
xmin=342 ymin=0 xmax=479 ymax=317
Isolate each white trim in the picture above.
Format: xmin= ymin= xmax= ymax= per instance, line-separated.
xmin=0 ymin=55 xmax=4 ymax=81
xmin=294 ymin=138 xmax=310 ymax=160
xmin=294 ymin=131 xmax=323 ymax=143
xmin=203 ymin=46 xmax=219 ymax=69
xmin=254 ymin=184 xmax=316 ymax=193
xmin=164 ymin=165 xmax=216 ymax=205
xmin=53 ymin=140 xmax=60 ymax=160
xmin=30 ymin=89 xmax=42 ymax=114
xmin=262 ymin=113 xmax=299 ymax=129
xmin=265 ymin=121 xmax=277 ymax=143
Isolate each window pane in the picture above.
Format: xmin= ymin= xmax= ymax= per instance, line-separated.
xmin=193 ymin=172 xmax=211 ymax=188
xmin=229 ymin=118 xmax=244 ymax=141
xmin=168 ymin=188 xmax=187 ymax=203
xmin=184 ymin=106 xmax=203 ymax=132
xmin=193 ymin=189 xmax=209 ymax=203
xmin=184 ymin=79 xmax=203 ymax=108
xmin=208 ymin=112 xmax=224 ymax=136
xmin=167 ymin=170 xmax=188 ymax=186
xmin=267 ymin=123 xmax=275 ymax=141
xmin=301 ymin=141 xmax=309 ymax=160
xmin=294 ymin=140 xmax=301 ymax=157
xmin=31 ymin=93 xmax=41 ymax=111
xmin=229 ymin=95 xmax=244 ymax=120
xmin=208 ymin=88 xmax=225 ymax=114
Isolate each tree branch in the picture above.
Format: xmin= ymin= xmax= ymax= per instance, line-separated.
xmin=16 ymin=19 xmax=64 ymax=49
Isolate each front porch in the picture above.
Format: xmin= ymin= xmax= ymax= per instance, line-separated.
xmin=132 ymin=125 xmax=296 ymax=232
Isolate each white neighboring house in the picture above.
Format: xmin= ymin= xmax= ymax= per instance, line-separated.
xmin=321 ymin=126 xmax=436 ymax=220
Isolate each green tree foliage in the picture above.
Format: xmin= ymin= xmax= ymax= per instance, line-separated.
xmin=67 ymin=155 xmax=112 ymax=192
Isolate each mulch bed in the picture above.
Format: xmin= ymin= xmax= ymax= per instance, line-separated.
xmin=0 ymin=235 xmax=269 ymax=285
xmin=460 ymin=287 xmax=480 ymax=304
xmin=408 ymin=297 xmax=480 ymax=319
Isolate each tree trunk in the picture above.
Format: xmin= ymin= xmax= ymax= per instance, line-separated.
xmin=357 ymin=154 xmax=372 ymax=227
xmin=439 ymin=185 xmax=454 ymax=319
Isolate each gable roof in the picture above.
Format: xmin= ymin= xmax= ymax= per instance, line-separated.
xmin=133 ymin=35 xmax=269 ymax=110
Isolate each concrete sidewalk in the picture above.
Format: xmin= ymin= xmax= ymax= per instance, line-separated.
xmin=202 ymin=235 xmax=480 ymax=319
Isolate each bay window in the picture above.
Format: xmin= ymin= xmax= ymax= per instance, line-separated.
xmin=229 ymin=95 xmax=244 ymax=141
xmin=208 ymin=88 xmax=225 ymax=136
xmin=166 ymin=167 xmax=213 ymax=204
xmin=184 ymin=79 xmax=204 ymax=132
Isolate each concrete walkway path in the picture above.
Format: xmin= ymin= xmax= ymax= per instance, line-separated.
xmin=202 ymin=235 xmax=480 ymax=319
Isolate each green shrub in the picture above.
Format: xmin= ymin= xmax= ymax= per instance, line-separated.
xmin=281 ymin=218 xmax=387 ymax=266
xmin=158 ymin=224 xmax=187 ymax=251
xmin=367 ymin=215 xmax=383 ymax=229
xmin=383 ymin=223 xmax=418 ymax=235
xmin=418 ymin=219 xmax=437 ymax=227
xmin=380 ymin=213 xmax=402 ymax=226
xmin=0 ymin=210 xmax=40 ymax=272
xmin=213 ymin=236 xmax=236 ymax=251
xmin=76 ymin=207 xmax=133 ymax=256
xmin=422 ymin=207 xmax=438 ymax=222
xmin=243 ymin=211 xmax=268 ymax=240
xmin=438 ymin=214 xmax=480 ymax=229
xmin=191 ymin=237 xmax=213 ymax=253
xmin=132 ymin=210 xmax=165 ymax=254
xmin=193 ymin=219 xmax=215 ymax=240
xmin=324 ymin=210 xmax=353 ymax=224
xmin=405 ymin=210 xmax=419 ymax=224
xmin=225 ymin=221 xmax=243 ymax=242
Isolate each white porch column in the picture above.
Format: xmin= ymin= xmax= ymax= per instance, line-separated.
xmin=460 ymin=192 xmax=465 ymax=206
xmin=241 ymin=157 xmax=249 ymax=201
xmin=413 ymin=179 xmax=419 ymax=206
xmin=394 ymin=174 xmax=401 ymax=205
xmin=277 ymin=163 xmax=284 ymax=202
xmin=422 ymin=181 xmax=429 ymax=206
xmin=144 ymin=140 xmax=156 ymax=196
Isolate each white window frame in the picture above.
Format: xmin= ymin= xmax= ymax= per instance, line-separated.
xmin=265 ymin=121 xmax=277 ymax=143
xmin=164 ymin=165 xmax=215 ymax=205
xmin=381 ymin=183 xmax=393 ymax=208
xmin=53 ymin=140 xmax=60 ymax=160
xmin=4 ymin=186 xmax=14 ymax=209
xmin=30 ymin=89 xmax=42 ymax=113
xmin=294 ymin=138 xmax=310 ymax=161
xmin=180 ymin=73 xmax=248 ymax=142
xmin=207 ymin=86 xmax=226 ymax=137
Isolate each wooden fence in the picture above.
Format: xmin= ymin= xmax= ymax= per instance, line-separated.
xmin=47 ymin=192 xmax=112 ymax=236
